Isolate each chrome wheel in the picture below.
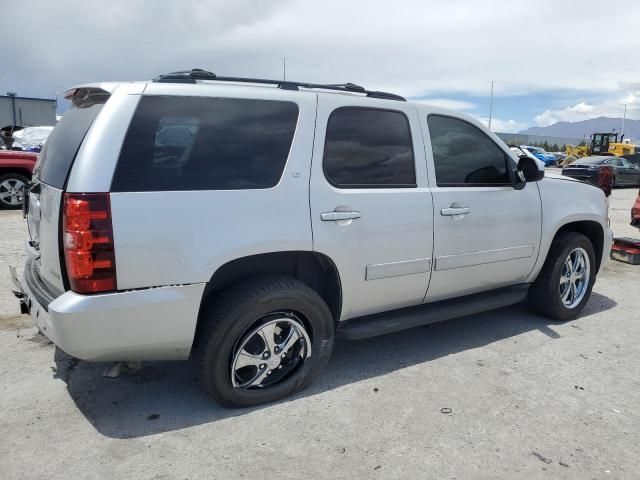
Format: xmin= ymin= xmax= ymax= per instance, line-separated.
xmin=231 ymin=313 xmax=311 ymax=389
xmin=0 ymin=178 xmax=26 ymax=207
xmin=559 ymin=247 xmax=590 ymax=309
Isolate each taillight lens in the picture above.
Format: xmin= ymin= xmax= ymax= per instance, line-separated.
xmin=63 ymin=193 xmax=117 ymax=293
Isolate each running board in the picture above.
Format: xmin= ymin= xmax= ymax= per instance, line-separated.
xmin=337 ymin=284 xmax=530 ymax=340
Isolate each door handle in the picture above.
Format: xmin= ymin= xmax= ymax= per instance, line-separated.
xmin=320 ymin=210 xmax=361 ymax=221
xmin=441 ymin=207 xmax=470 ymax=216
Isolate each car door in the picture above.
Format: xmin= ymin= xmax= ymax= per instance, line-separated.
xmin=421 ymin=113 xmax=542 ymax=302
xmin=310 ymin=97 xmax=433 ymax=321
xmin=618 ymin=157 xmax=640 ymax=185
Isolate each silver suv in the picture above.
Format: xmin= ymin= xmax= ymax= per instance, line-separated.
xmin=11 ymin=69 xmax=613 ymax=407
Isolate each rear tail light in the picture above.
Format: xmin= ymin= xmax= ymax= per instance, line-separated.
xmin=63 ymin=193 xmax=117 ymax=293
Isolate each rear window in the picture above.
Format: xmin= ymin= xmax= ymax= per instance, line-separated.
xmin=35 ymin=91 xmax=108 ymax=188
xmin=111 ymin=96 xmax=299 ymax=192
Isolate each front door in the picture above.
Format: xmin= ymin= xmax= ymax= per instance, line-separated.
xmin=422 ymin=114 xmax=542 ymax=302
xmin=310 ymin=97 xmax=434 ymax=321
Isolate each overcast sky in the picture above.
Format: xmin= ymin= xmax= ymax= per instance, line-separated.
xmin=3 ymin=0 xmax=640 ymax=132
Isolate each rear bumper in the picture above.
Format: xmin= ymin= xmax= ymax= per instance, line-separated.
xmin=16 ymin=259 xmax=205 ymax=361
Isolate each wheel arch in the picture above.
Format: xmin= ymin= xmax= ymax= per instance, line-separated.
xmin=196 ymin=251 xmax=343 ymax=336
xmin=0 ymin=167 xmax=32 ymax=179
xmin=552 ymin=220 xmax=605 ymax=272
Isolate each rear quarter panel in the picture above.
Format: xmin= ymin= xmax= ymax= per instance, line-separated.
xmin=109 ymin=85 xmax=317 ymax=289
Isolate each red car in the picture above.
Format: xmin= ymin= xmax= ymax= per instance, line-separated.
xmin=0 ymin=150 xmax=37 ymax=209
xmin=632 ymin=187 xmax=640 ymax=228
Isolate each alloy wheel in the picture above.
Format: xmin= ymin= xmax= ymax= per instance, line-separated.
xmin=0 ymin=178 xmax=26 ymax=207
xmin=230 ymin=313 xmax=311 ymax=389
xmin=559 ymin=247 xmax=590 ymax=309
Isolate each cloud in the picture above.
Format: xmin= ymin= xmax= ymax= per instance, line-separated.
xmin=414 ymin=99 xmax=477 ymax=111
xmin=3 ymin=0 xmax=640 ymax=100
xmin=475 ymin=117 xmax=527 ymax=133
xmin=2 ymin=0 xmax=640 ymax=132
xmin=534 ymin=91 xmax=640 ymax=126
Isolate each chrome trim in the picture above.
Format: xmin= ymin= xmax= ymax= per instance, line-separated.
xmin=366 ymin=258 xmax=431 ymax=281
xmin=441 ymin=207 xmax=470 ymax=216
xmin=435 ymin=245 xmax=535 ymax=271
xmin=320 ymin=210 xmax=361 ymax=221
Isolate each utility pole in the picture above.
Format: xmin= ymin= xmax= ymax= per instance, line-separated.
xmin=621 ymin=103 xmax=627 ymax=138
xmin=488 ymin=81 xmax=494 ymax=130
xmin=282 ymin=57 xmax=286 ymax=81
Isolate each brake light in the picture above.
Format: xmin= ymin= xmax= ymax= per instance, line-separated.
xmin=63 ymin=193 xmax=117 ymax=293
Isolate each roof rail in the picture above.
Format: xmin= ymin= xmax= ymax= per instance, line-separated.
xmin=152 ymin=69 xmax=406 ymax=101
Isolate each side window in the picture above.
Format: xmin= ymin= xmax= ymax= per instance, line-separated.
xmin=427 ymin=115 xmax=511 ymax=186
xmin=111 ymin=96 xmax=299 ymax=192
xmin=323 ymin=107 xmax=416 ymax=188
xmin=610 ymin=158 xmax=622 ymax=167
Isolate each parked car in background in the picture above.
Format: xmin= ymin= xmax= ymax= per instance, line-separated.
xmin=521 ymin=146 xmax=557 ymax=166
xmin=509 ymin=145 xmax=545 ymax=168
xmin=562 ymin=156 xmax=640 ymax=187
xmin=622 ymin=152 xmax=640 ymax=168
xmin=12 ymin=126 xmax=54 ymax=152
xmin=0 ymin=150 xmax=37 ymax=209
xmin=550 ymin=151 xmax=567 ymax=164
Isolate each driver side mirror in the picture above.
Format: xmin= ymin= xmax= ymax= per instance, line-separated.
xmin=513 ymin=156 xmax=544 ymax=190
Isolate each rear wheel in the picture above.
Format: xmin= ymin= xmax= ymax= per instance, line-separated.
xmin=0 ymin=173 xmax=29 ymax=209
xmin=528 ymin=232 xmax=596 ymax=321
xmin=193 ymin=276 xmax=335 ymax=408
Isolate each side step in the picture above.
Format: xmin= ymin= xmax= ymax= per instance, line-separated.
xmin=337 ymin=284 xmax=530 ymax=340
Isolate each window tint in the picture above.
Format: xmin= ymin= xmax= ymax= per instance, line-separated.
xmin=427 ymin=115 xmax=510 ymax=186
xmin=323 ymin=108 xmax=415 ymax=188
xmin=111 ymin=96 xmax=299 ymax=192
xmin=35 ymin=93 xmax=108 ymax=188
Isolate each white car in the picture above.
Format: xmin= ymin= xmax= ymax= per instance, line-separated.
xmin=11 ymin=69 xmax=613 ymax=407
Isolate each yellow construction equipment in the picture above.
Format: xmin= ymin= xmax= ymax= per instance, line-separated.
xmin=563 ymin=132 xmax=639 ymax=166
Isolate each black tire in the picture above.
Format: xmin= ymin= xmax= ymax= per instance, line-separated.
xmin=0 ymin=173 xmax=29 ymax=209
xmin=528 ymin=231 xmax=596 ymax=321
xmin=193 ymin=276 xmax=335 ymax=408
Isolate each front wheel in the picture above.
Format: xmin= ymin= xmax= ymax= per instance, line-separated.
xmin=528 ymin=232 xmax=596 ymax=321
xmin=193 ymin=276 xmax=335 ymax=408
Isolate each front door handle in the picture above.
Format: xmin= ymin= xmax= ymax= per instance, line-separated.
xmin=441 ymin=207 xmax=470 ymax=216
xmin=320 ymin=210 xmax=361 ymax=221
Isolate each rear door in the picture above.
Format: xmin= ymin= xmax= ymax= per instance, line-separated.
xmin=310 ymin=96 xmax=434 ymax=321
xmin=422 ymin=113 xmax=542 ymax=302
xmin=27 ymin=88 xmax=110 ymax=293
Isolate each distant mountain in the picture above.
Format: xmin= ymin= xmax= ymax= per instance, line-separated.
xmin=519 ymin=116 xmax=639 ymax=142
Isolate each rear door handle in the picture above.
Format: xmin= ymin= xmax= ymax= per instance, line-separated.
xmin=441 ymin=207 xmax=470 ymax=216
xmin=320 ymin=211 xmax=361 ymax=221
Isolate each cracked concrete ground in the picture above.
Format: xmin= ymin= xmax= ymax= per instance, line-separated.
xmin=1 ymin=185 xmax=639 ymax=479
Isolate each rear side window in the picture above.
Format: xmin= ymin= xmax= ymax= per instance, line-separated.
xmin=35 ymin=92 xmax=108 ymax=189
xmin=323 ymin=107 xmax=416 ymax=188
xmin=111 ymin=96 xmax=299 ymax=192
xmin=427 ymin=115 xmax=511 ymax=186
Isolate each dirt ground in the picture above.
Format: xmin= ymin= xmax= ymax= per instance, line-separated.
xmin=1 ymin=185 xmax=639 ymax=479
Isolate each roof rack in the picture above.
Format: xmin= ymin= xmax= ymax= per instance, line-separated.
xmin=152 ymin=69 xmax=406 ymax=102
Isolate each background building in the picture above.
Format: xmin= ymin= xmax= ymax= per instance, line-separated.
xmin=0 ymin=93 xmax=56 ymax=127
